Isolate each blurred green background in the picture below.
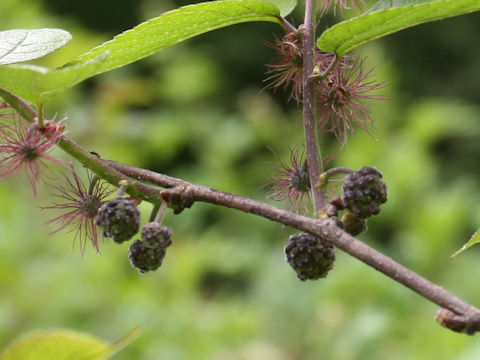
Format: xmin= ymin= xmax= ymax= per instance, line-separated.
xmin=1 ymin=1 xmax=480 ymax=359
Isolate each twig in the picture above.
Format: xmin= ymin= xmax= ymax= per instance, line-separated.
xmin=2 ymin=89 xmax=479 ymax=333
xmin=107 ymin=160 xmax=480 ymax=334
xmin=0 ymin=90 xmax=164 ymax=205
xmin=301 ymin=0 xmax=328 ymax=214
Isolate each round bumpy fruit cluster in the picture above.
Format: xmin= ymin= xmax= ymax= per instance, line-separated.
xmin=342 ymin=166 xmax=387 ymax=219
xmin=128 ymin=222 xmax=173 ymax=274
xmin=95 ymin=197 xmax=140 ymax=243
xmin=128 ymin=240 xmax=167 ymax=274
xmin=141 ymin=222 xmax=172 ymax=248
xmin=285 ymin=233 xmax=335 ymax=281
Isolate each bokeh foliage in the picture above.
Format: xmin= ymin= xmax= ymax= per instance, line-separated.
xmin=1 ymin=0 xmax=480 ymax=359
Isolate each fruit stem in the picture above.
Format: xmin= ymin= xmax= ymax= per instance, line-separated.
xmin=116 ymin=181 xmax=129 ymax=198
xmin=154 ymin=201 xmax=168 ymax=224
xmin=318 ymin=166 xmax=353 ymax=185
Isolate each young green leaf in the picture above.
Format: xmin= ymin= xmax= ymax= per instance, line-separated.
xmin=264 ymin=0 xmax=297 ymax=16
xmin=450 ymin=229 xmax=480 ymax=259
xmin=0 ymin=29 xmax=71 ymax=65
xmin=317 ymin=0 xmax=480 ymax=55
xmin=0 ymin=0 xmax=282 ymax=104
xmin=66 ymin=0 xmax=282 ymax=78
xmin=0 ymin=53 xmax=108 ymax=104
xmin=0 ymin=326 xmax=140 ymax=360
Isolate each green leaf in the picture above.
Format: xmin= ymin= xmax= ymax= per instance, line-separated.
xmin=0 ymin=52 xmax=108 ymax=104
xmin=0 ymin=29 xmax=72 ymax=65
xmin=450 ymin=229 xmax=480 ymax=259
xmin=0 ymin=0 xmax=282 ymax=104
xmin=67 ymin=0 xmax=281 ymax=74
xmin=0 ymin=326 xmax=140 ymax=360
xmin=366 ymin=0 xmax=431 ymax=13
xmin=264 ymin=0 xmax=297 ymax=16
xmin=317 ymin=0 xmax=480 ymax=55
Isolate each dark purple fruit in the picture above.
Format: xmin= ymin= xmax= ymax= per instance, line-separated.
xmin=342 ymin=166 xmax=387 ymax=218
xmin=95 ymin=197 xmax=140 ymax=243
xmin=285 ymin=233 xmax=335 ymax=281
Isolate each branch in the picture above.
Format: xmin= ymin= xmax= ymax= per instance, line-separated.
xmin=2 ymin=89 xmax=479 ymax=333
xmin=57 ymin=137 xmax=163 ymax=204
xmin=301 ymin=0 xmax=328 ymax=214
xmin=0 ymin=89 xmax=163 ymax=205
xmin=107 ymin=160 xmax=480 ymax=334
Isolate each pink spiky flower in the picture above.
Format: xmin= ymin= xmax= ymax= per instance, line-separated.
xmin=42 ymin=169 xmax=114 ymax=253
xmin=266 ymin=147 xmax=311 ymax=213
xmin=0 ymin=114 xmax=66 ymax=194
xmin=265 ymin=33 xmax=342 ymax=104
xmin=264 ymin=32 xmax=305 ymax=103
xmin=316 ymin=59 xmax=387 ymax=144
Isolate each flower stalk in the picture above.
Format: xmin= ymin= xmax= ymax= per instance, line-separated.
xmin=36 ymin=102 xmax=44 ymax=129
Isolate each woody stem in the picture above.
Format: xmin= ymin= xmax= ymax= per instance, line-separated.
xmin=302 ymin=0 xmax=328 ymax=215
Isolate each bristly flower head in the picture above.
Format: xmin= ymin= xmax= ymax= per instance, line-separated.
xmin=266 ymin=147 xmax=311 ymax=213
xmin=42 ymin=169 xmax=114 ymax=253
xmin=264 ymin=32 xmax=304 ymax=103
xmin=316 ymin=59 xmax=386 ymax=144
xmin=318 ymin=0 xmax=366 ymax=15
xmin=265 ymin=33 xmax=343 ymax=104
xmin=0 ymin=112 xmax=66 ymax=194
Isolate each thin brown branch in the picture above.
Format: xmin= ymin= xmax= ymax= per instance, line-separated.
xmin=301 ymin=0 xmax=328 ymax=214
xmin=0 ymin=90 xmax=164 ymax=204
xmin=107 ymin=160 xmax=480 ymax=334
xmin=3 ymin=86 xmax=479 ymax=332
